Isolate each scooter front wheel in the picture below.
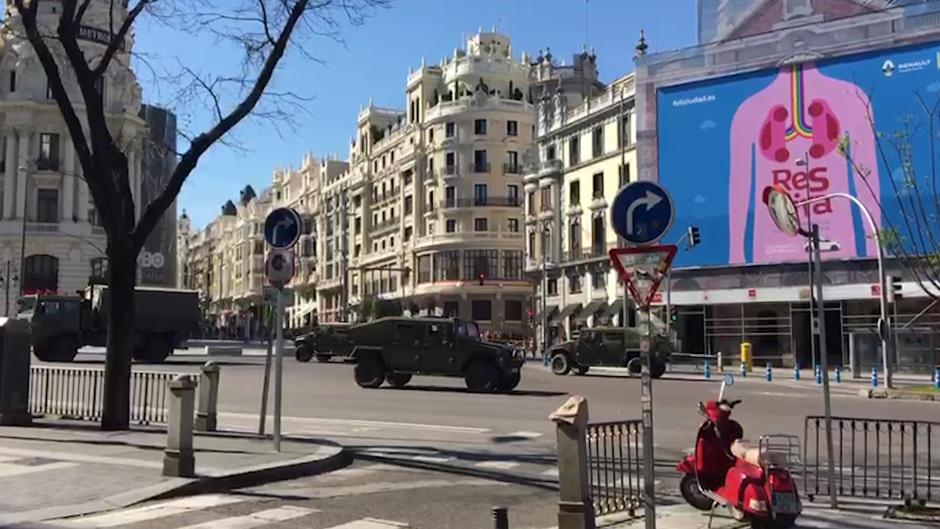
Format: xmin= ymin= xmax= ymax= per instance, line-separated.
xmin=679 ymin=474 xmax=714 ymax=511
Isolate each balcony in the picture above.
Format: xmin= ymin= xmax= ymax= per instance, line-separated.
xmin=371 ymin=217 xmax=400 ymax=234
xmin=444 ymin=197 xmax=521 ymax=209
xmin=35 ymin=157 xmax=60 ymax=172
xmin=503 ymin=163 xmax=522 ymax=175
xmin=414 ymin=231 xmax=523 ymax=250
xmin=561 ymin=245 xmax=608 ymax=264
xmin=470 ymin=162 xmax=490 ymax=174
xmin=25 ymin=222 xmax=59 ymax=233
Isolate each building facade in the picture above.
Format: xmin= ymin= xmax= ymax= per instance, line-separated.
xmin=0 ymin=0 xmax=146 ymax=315
xmin=524 ymin=50 xmax=639 ymax=353
xmin=637 ymin=0 xmax=940 ymax=370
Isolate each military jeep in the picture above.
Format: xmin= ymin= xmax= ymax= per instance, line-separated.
xmin=294 ymin=323 xmax=352 ymax=363
xmin=348 ymin=317 xmax=525 ymax=392
xmin=548 ymin=327 xmax=670 ymax=378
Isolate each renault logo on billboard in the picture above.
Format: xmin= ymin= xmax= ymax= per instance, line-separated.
xmin=882 ymin=59 xmax=895 ymax=77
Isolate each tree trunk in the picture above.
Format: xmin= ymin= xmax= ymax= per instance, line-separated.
xmin=101 ymin=241 xmax=137 ymax=430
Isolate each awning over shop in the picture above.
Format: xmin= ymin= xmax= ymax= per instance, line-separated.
xmin=572 ymin=300 xmax=607 ymax=323
xmin=553 ymin=303 xmax=582 ymax=324
xmin=535 ymin=305 xmax=558 ymax=322
xmin=599 ymin=299 xmax=624 ymax=322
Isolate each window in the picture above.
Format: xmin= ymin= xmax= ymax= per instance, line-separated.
xmin=354 ymin=217 xmax=361 ymax=234
xmin=528 ymin=231 xmax=536 ymax=256
xmin=546 ymin=144 xmax=556 ymax=160
xmin=474 ymin=119 xmax=487 ymax=135
xmin=444 ymin=301 xmax=459 ymax=318
xmin=547 ymin=278 xmax=558 ymax=296
xmin=505 ymin=151 xmax=519 ymax=174
xmin=505 ymin=300 xmax=523 ymax=321
xmin=465 ymin=249 xmax=498 ymax=279
xmin=404 ymin=195 xmax=413 ymax=215
xmin=445 ymin=121 xmax=455 ymax=138
xmin=569 ymin=273 xmax=583 ymax=294
xmin=502 ymin=250 xmax=523 ymax=279
xmin=592 ymin=126 xmax=604 ymax=158
xmin=619 ymin=113 xmax=632 ymax=147
xmin=569 ymin=181 xmax=580 ymax=204
xmin=446 ymin=219 xmax=456 ymax=233
xmin=418 ymin=255 xmax=432 ymax=283
xmin=474 ymin=184 xmax=487 ymax=206
xmin=619 ymin=163 xmax=631 ymax=187
xmin=592 ymin=216 xmax=605 ymax=254
xmin=472 ymin=300 xmax=492 ymax=321
xmin=527 ymin=192 xmax=535 ymax=215
xmin=36 ymin=189 xmax=59 ymax=223
xmin=404 ymin=226 xmax=413 ymax=241
xmin=592 ymin=271 xmax=606 ymax=290
xmin=38 ymin=133 xmax=60 ymax=170
xmin=540 ymin=187 xmax=551 ymax=210
xmin=8 ymin=71 xmax=16 ymax=93
xmin=507 ymin=120 xmax=518 ymax=136
xmin=445 ymin=152 xmax=456 ymax=172
xmin=23 ymin=254 xmax=58 ymax=293
xmin=569 ymin=220 xmax=581 ymax=256
xmin=427 ymin=190 xmax=435 ymax=211
xmin=445 ymin=186 xmax=455 ymax=208
xmin=508 ymin=218 xmax=519 ymax=233
xmin=474 ymin=218 xmax=488 ymax=232
xmin=428 ymin=158 xmax=435 ymax=175
xmin=507 ymin=184 xmax=518 ymax=206
xmin=435 ymin=250 xmax=460 ymax=281
xmin=592 ymin=172 xmax=604 ymax=199
xmin=568 ymin=136 xmax=580 ymax=165
xmin=473 ymin=150 xmax=488 ymax=172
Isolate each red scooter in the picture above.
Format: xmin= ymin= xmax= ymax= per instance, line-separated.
xmin=676 ymin=375 xmax=801 ymax=529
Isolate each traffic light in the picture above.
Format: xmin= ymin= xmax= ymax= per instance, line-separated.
xmin=887 ymin=275 xmax=903 ymax=303
xmin=478 ymin=273 xmax=485 ymax=286
xmin=670 ymin=306 xmax=679 ymax=322
xmin=688 ymin=226 xmax=701 ymax=248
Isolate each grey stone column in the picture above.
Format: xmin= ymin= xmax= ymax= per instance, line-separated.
xmin=195 ymin=361 xmax=220 ymax=432
xmin=3 ymin=132 xmax=15 ymax=220
xmin=163 ymin=375 xmax=196 ymax=477
xmin=551 ymin=395 xmax=595 ymax=529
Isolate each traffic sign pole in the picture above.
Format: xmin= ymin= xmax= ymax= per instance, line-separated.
xmin=640 ymin=309 xmax=655 ymax=529
xmin=273 ymin=286 xmax=285 ymax=452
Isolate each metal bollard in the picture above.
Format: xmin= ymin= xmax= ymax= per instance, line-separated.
xmin=492 ymin=506 xmax=509 ymax=529
xmin=740 ymin=361 xmax=747 ymax=378
xmin=935 ymin=367 xmax=940 ymax=390
xmin=794 ymin=363 xmax=801 ymax=381
xmin=834 ymin=366 xmax=842 ymax=384
xmin=717 ymin=351 xmax=724 ymax=372
xmin=195 ymin=361 xmax=220 ymax=432
xmin=704 ymin=360 xmax=712 ymax=380
xmin=765 ymin=362 xmax=772 ymax=382
xmin=163 ymin=375 xmax=196 ymax=477
xmin=871 ymin=367 xmax=879 ymax=388
xmin=815 ymin=364 xmax=822 ymax=385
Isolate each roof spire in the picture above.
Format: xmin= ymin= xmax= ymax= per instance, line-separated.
xmin=634 ymin=30 xmax=648 ymax=61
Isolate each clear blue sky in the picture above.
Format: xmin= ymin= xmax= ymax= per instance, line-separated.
xmin=135 ymin=0 xmax=699 ymax=229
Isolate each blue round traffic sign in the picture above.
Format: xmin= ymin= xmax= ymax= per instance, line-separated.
xmin=264 ymin=207 xmax=302 ymax=249
xmin=610 ymin=181 xmax=674 ymax=245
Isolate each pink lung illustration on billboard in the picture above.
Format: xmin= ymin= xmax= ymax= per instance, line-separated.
xmin=728 ymin=64 xmax=881 ymax=264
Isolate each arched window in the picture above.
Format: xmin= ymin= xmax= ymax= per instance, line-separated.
xmin=23 ymin=255 xmax=59 ymax=294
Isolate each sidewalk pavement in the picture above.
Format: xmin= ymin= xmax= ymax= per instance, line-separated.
xmin=0 ymin=420 xmax=347 ymax=526
xmin=594 ymin=501 xmax=938 ymax=528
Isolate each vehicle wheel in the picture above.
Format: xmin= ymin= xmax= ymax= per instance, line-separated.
xmin=295 ymin=345 xmax=314 ymax=362
xmin=651 ymin=359 xmax=667 ymax=379
xmin=679 ymin=474 xmax=714 ymax=511
xmin=354 ymin=355 xmax=386 ymax=388
xmin=54 ymin=336 xmax=79 ymax=362
xmin=386 ymin=373 xmax=412 ymax=388
xmin=316 ymin=354 xmax=332 ymax=363
xmin=550 ymin=353 xmax=571 ymax=375
xmin=627 ymin=357 xmax=643 ymax=375
xmin=497 ymin=371 xmax=521 ymax=393
xmin=135 ymin=335 xmax=172 ymax=363
xmin=465 ymin=361 xmax=500 ymax=392
xmin=575 ymin=364 xmax=590 ymax=376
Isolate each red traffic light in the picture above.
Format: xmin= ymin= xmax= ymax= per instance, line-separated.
xmin=478 ymin=273 xmax=485 ymax=286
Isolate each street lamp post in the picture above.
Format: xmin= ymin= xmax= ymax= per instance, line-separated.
xmin=1 ymin=261 xmax=18 ymax=317
xmin=541 ymin=225 xmax=549 ymax=363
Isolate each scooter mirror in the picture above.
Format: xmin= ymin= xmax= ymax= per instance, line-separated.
xmin=723 ymin=374 xmax=735 ymax=387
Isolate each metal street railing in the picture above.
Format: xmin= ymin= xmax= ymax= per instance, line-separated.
xmin=29 ymin=366 xmax=187 ymax=425
xmin=585 ymin=419 xmax=644 ymax=516
xmin=804 ymin=416 xmax=939 ymax=503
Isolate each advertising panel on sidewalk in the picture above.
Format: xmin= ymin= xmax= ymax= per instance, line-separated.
xmin=657 ymin=39 xmax=940 ymax=267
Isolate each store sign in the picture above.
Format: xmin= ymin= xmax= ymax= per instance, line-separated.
xmin=78 ymin=25 xmax=125 ymax=50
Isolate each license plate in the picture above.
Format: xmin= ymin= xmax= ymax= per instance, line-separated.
xmin=772 ymin=492 xmax=798 ymax=514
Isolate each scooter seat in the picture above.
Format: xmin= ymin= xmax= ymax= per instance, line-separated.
xmin=731 ymin=440 xmax=787 ymax=467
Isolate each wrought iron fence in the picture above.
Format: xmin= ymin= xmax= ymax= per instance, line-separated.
xmin=804 ymin=416 xmax=939 ymax=503
xmin=29 ymin=366 xmax=185 ymax=425
xmin=585 ymin=420 xmax=643 ymax=516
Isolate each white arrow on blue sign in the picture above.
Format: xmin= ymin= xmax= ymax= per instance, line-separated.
xmin=610 ymin=181 xmax=674 ymax=245
xmin=264 ymin=207 xmax=302 ymax=250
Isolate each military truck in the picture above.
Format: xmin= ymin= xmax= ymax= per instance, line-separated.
xmin=348 ymin=317 xmax=525 ymax=393
xmin=294 ymin=323 xmax=353 ymax=363
xmin=19 ymin=285 xmax=200 ymax=363
xmin=548 ymin=326 xmax=670 ymax=378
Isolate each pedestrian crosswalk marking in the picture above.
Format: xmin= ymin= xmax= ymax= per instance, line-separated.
xmin=56 ymin=494 xmax=245 ymax=527
xmin=542 ymin=468 xmax=559 ymax=477
xmin=473 ymin=461 xmax=519 ymax=470
xmin=176 ymin=506 xmax=316 ymax=529
xmin=411 ymin=455 xmax=455 ymax=464
xmin=324 ymin=518 xmax=410 ymax=529
xmin=505 ymin=431 xmax=542 ymax=439
xmin=0 ymin=461 xmax=76 ymax=478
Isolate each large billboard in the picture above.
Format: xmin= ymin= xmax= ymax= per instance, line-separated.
xmin=657 ymin=40 xmax=940 ymax=268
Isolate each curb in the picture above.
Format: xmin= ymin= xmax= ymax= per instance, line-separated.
xmin=0 ymin=439 xmax=349 ymax=527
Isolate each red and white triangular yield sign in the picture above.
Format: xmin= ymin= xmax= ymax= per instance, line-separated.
xmin=609 ymin=245 xmax=678 ymax=310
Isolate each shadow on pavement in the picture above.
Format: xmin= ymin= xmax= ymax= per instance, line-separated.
xmin=378 ymin=385 xmax=567 ymax=397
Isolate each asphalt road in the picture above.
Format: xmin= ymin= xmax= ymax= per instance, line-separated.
xmin=39 ymin=350 xmax=938 ymax=529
